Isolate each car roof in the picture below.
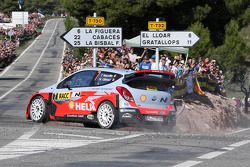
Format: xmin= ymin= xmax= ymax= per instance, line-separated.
xmin=77 ymin=68 xmax=135 ymax=75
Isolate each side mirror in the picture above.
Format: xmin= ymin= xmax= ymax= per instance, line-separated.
xmin=66 ymin=83 xmax=72 ymax=90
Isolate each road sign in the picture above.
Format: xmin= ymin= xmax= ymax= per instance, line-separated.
xmin=140 ymin=31 xmax=200 ymax=47
xmin=148 ymin=21 xmax=166 ymax=30
xmin=12 ymin=11 xmax=28 ymax=25
xmin=61 ymin=27 xmax=122 ymax=48
xmin=86 ymin=17 xmax=105 ymax=26
xmin=7 ymin=29 xmax=14 ymax=37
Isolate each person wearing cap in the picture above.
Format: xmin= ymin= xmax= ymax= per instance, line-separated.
xmin=139 ymin=54 xmax=152 ymax=70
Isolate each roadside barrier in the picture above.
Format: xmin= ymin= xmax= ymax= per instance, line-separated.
xmin=173 ymin=78 xmax=187 ymax=98
xmin=173 ymin=73 xmax=219 ymax=98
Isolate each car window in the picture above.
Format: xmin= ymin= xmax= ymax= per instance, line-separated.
xmin=57 ymin=70 xmax=97 ymax=89
xmin=93 ymin=71 xmax=122 ymax=86
xmin=126 ymin=77 xmax=174 ymax=92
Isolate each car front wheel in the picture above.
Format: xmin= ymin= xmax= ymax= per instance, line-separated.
xmin=29 ymin=96 xmax=48 ymax=123
xmin=97 ymin=101 xmax=118 ymax=129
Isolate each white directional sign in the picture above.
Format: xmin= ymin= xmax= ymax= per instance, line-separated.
xmin=140 ymin=31 xmax=200 ymax=47
xmin=61 ymin=27 xmax=122 ymax=47
xmin=12 ymin=11 xmax=28 ymax=25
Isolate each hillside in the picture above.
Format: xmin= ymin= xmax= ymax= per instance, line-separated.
xmin=177 ymin=92 xmax=250 ymax=133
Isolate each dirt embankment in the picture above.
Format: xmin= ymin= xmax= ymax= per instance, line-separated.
xmin=176 ymin=93 xmax=250 ymax=133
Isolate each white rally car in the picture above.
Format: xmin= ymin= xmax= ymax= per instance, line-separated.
xmin=26 ymin=68 xmax=176 ymax=129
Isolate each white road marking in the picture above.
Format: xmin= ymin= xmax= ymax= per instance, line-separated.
xmin=221 ymin=147 xmax=235 ymax=151
xmin=0 ymin=21 xmax=59 ymax=101
xmin=226 ymin=128 xmax=250 ymax=135
xmin=19 ymin=126 xmax=41 ymax=140
xmin=57 ymin=42 xmax=66 ymax=83
xmin=98 ymin=133 xmax=142 ymax=142
xmin=197 ymin=151 xmax=226 ymax=159
xmin=0 ymin=129 xmax=143 ymax=161
xmin=0 ymin=19 xmax=54 ymax=77
xmin=229 ymin=140 xmax=250 ymax=147
xmin=44 ymin=132 xmax=103 ymax=139
xmin=171 ymin=160 xmax=202 ymax=167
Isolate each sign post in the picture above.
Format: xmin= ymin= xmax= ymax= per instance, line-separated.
xmin=8 ymin=29 xmax=14 ymax=41
xmin=155 ymin=18 xmax=160 ymax=70
xmin=93 ymin=13 xmax=97 ymax=67
xmin=148 ymin=19 xmax=167 ymax=70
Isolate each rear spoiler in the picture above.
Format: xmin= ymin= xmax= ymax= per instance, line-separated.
xmin=136 ymin=70 xmax=175 ymax=79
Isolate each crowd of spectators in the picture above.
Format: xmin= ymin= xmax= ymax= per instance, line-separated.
xmin=62 ymin=47 xmax=225 ymax=87
xmin=0 ymin=12 xmax=44 ymax=68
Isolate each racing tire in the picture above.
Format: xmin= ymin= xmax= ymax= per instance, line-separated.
xmin=96 ymin=101 xmax=118 ymax=129
xmin=29 ymin=96 xmax=48 ymax=123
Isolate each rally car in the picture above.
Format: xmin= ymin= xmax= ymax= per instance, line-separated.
xmin=26 ymin=68 xmax=176 ymax=129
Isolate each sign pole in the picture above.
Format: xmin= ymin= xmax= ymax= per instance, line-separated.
xmin=93 ymin=12 xmax=97 ymax=67
xmin=155 ymin=18 xmax=159 ymax=70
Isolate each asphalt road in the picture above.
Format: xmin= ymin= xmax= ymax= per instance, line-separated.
xmin=1 ymin=18 xmax=250 ymax=167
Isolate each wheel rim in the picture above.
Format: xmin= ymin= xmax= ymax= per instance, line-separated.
xmin=30 ymin=98 xmax=45 ymax=121
xmin=97 ymin=103 xmax=114 ymax=128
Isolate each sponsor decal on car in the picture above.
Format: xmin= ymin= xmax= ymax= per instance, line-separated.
xmin=53 ymin=92 xmax=81 ymax=101
xmin=160 ymin=97 xmax=168 ymax=103
xmin=152 ymin=96 xmax=157 ymax=101
xmin=68 ymin=101 xmax=96 ymax=111
xmin=65 ymin=114 xmax=85 ymax=118
xmin=140 ymin=95 xmax=147 ymax=102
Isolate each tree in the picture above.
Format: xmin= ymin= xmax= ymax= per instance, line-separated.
xmin=24 ymin=0 xmax=63 ymax=14
xmin=0 ymin=0 xmax=19 ymax=13
xmin=212 ymin=20 xmax=249 ymax=71
xmin=61 ymin=0 xmax=94 ymax=26
xmin=233 ymin=68 xmax=250 ymax=113
xmin=188 ymin=22 xmax=212 ymax=58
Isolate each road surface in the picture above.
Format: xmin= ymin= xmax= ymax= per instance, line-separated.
xmin=0 ymin=18 xmax=250 ymax=167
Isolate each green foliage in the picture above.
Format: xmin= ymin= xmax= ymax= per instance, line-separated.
xmin=61 ymin=0 xmax=94 ymax=26
xmin=0 ymin=0 xmax=18 ymax=13
xmin=23 ymin=0 xmax=63 ymax=14
xmin=64 ymin=16 xmax=79 ymax=31
xmin=193 ymin=4 xmax=211 ymax=22
xmin=188 ymin=22 xmax=211 ymax=58
xmin=212 ymin=20 xmax=249 ymax=71
xmin=239 ymin=7 xmax=250 ymax=26
xmin=224 ymin=0 xmax=250 ymax=15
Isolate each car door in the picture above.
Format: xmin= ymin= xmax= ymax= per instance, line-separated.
xmin=52 ymin=70 xmax=97 ymax=118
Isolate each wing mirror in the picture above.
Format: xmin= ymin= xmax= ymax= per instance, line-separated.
xmin=66 ymin=83 xmax=72 ymax=90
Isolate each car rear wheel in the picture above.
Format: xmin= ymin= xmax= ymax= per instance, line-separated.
xmin=30 ymin=96 xmax=48 ymax=123
xmin=97 ymin=101 xmax=118 ymax=129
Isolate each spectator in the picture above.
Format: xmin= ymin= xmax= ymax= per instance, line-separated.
xmin=150 ymin=55 xmax=157 ymax=70
xmin=139 ymin=55 xmax=152 ymax=70
xmin=159 ymin=56 xmax=168 ymax=71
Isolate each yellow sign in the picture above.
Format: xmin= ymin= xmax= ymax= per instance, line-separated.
xmin=53 ymin=92 xmax=70 ymax=101
xmin=148 ymin=21 xmax=166 ymax=30
xmin=86 ymin=17 xmax=105 ymax=26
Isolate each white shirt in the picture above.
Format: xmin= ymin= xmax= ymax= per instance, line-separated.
xmin=151 ymin=62 xmax=157 ymax=70
xmin=128 ymin=53 xmax=137 ymax=63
